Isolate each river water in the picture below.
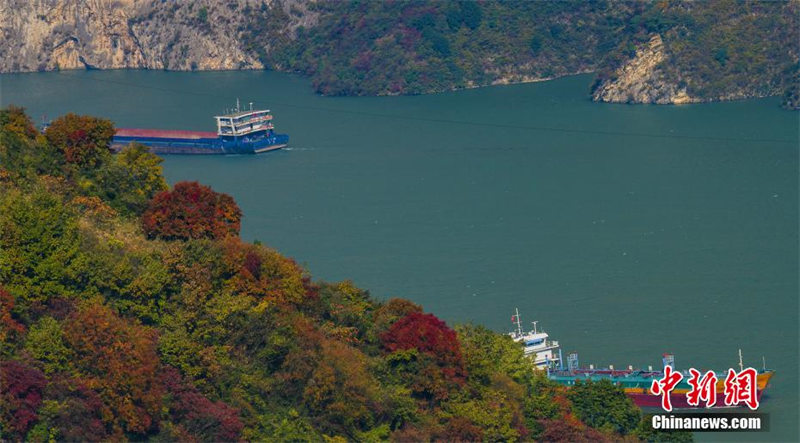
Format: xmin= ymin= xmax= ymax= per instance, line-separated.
xmin=3 ymin=70 xmax=798 ymax=441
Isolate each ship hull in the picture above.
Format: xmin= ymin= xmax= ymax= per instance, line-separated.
xmin=549 ymin=370 xmax=773 ymax=410
xmin=627 ymin=389 xmax=765 ymax=410
xmin=112 ymin=128 xmax=289 ymax=155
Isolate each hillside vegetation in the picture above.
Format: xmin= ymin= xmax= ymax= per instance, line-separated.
xmin=0 ymin=106 xmax=694 ymax=441
xmin=3 ymin=0 xmax=798 ymax=107
xmin=246 ymin=0 xmax=799 ymax=107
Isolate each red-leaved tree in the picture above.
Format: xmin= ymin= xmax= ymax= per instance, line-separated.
xmin=381 ymin=312 xmax=466 ymax=385
xmin=141 ymin=181 xmax=242 ymax=240
xmin=161 ymin=366 xmax=243 ymax=441
xmin=0 ymin=361 xmax=47 ymax=438
xmin=44 ymin=113 xmax=115 ymax=167
xmin=63 ymin=303 xmax=162 ymax=437
xmin=45 ymin=376 xmax=109 ymax=441
xmin=0 ymin=287 xmax=25 ymax=342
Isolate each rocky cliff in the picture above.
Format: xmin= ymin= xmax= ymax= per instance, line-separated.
xmin=2 ymin=1 xmax=797 ymax=107
xmin=0 ymin=0 xmax=308 ymax=72
xmin=593 ymin=1 xmax=798 ymax=106
xmin=592 ymin=35 xmax=696 ymax=105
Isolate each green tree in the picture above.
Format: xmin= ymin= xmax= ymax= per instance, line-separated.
xmin=93 ymin=142 xmax=168 ymax=214
xmin=460 ymin=1 xmax=482 ymax=30
xmin=0 ymin=105 xmax=38 ymax=140
xmin=0 ymin=187 xmax=91 ymax=313
xmin=634 ymin=415 xmax=694 ymax=442
xmin=24 ymin=316 xmax=73 ymax=374
xmin=567 ymin=379 xmax=640 ymax=435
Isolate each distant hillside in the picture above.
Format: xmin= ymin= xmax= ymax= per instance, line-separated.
xmin=3 ymin=0 xmax=798 ymax=108
xmin=591 ymin=1 xmax=800 ymax=106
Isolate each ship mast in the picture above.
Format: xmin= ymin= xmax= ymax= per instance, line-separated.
xmin=514 ymin=308 xmax=523 ymax=336
xmin=738 ymin=349 xmax=744 ymax=372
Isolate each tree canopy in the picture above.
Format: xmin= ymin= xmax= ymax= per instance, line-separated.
xmin=142 ymin=181 xmax=241 ymax=240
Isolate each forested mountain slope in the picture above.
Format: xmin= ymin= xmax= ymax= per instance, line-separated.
xmin=3 ymin=1 xmax=797 ymax=105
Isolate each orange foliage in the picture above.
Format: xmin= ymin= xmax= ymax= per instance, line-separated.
xmin=276 ymin=314 xmax=324 ymax=390
xmin=71 ymin=195 xmax=118 ymax=219
xmin=63 ymin=303 xmax=162 ymax=437
xmin=222 ymin=237 xmax=308 ymax=306
xmin=44 ymin=113 xmax=114 ymax=167
xmin=142 ymin=181 xmax=241 ymax=240
xmin=0 ymin=287 xmax=25 ymax=342
xmin=0 ymin=105 xmax=38 ymax=140
xmin=440 ymin=416 xmax=484 ymax=442
xmin=538 ymin=418 xmax=609 ymax=442
xmin=302 ymin=338 xmax=383 ymax=433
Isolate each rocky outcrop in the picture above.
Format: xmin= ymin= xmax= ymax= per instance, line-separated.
xmin=592 ymin=35 xmax=697 ymax=105
xmin=0 ymin=0 xmax=311 ymax=73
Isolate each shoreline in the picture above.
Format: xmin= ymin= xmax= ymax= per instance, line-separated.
xmin=0 ymin=67 xmax=787 ymax=107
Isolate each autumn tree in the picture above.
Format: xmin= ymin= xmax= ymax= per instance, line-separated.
xmin=142 ymin=181 xmax=242 ymax=240
xmin=301 ymin=339 xmax=383 ymax=435
xmin=370 ymin=298 xmax=422 ymax=340
xmin=0 ymin=361 xmax=47 ymax=440
xmin=382 ymin=312 xmax=466 ymax=400
xmin=63 ymin=302 xmax=162 ymax=437
xmin=44 ymin=113 xmax=114 ymax=167
xmin=0 ymin=287 xmax=25 ymax=352
xmin=538 ymin=418 xmax=609 ymax=442
xmin=382 ymin=312 xmax=466 ymax=380
xmin=222 ymin=237 xmax=309 ymax=306
xmin=0 ymin=105 xmax=38 ymax=140
xmin=28 ymin=377 xmax=109 ymax=442
xmin=161 ymin=366 xmax=243 ymax=441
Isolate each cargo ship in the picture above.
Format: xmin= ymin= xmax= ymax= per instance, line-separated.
xmin=111 ymin=101 xmax=288 ymax=154
xmin=548 ymin=352 xmax=774 ymax=409
xmin=509 ymin=311 xmax=773 ymax=409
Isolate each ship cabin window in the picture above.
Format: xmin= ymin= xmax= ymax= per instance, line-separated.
xmin=525 ymin=338 xmax=544 ymax=346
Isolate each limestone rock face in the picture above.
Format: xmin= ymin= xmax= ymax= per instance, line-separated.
xmin=0 ymin=0 xmax=288 ymax=73
xmin=592 ymin=35 xmax=698 ymax=105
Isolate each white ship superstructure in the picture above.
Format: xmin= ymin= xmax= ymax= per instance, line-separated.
xmin=509 ymin=308 xmax=561 ymax=369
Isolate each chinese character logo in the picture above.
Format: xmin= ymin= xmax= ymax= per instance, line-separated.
xmin=723 ymin=367 xmax=759 ymax=410
xmin=651 ymin=366 xmax=762 ymax=411
xmin=686 ymin=368 xmax=718 ymax=408
xmin=650 ymin=365 xmax=683 ymax=412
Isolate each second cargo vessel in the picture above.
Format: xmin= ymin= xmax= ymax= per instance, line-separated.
xmin=509 ymin=310 xmax=774 ymax=409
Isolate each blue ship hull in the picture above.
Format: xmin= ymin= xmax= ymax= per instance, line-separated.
xmin=111 ymin=133 xmax=289 ymax=155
